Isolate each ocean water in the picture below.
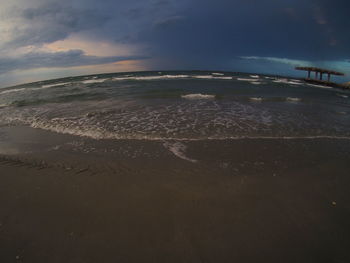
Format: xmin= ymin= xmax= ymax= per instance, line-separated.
xmin=0 ymin=71 xmax=350 ymax=141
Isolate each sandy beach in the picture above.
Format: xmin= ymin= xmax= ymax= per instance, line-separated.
xmin=1 ymin=126 xmax=350 ymax=262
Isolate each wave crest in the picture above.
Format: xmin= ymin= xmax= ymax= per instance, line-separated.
xmin=181 ymin=94 xmax=215 ymax=100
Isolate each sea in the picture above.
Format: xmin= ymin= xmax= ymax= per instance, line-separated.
xmin=0 ymin=71 xmax=349 ymax=142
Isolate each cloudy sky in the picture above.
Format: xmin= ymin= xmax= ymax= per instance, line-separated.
xmin=1 ymin=0 xmax=350 ymax=87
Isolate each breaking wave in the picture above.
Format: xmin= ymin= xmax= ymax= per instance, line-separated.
xmin=237 ymin=78 xmax=259 ymax=82
xmin=286 ymin=97 xmax=301 ymax=102
xmin=82 ymin=78 xmax=109 ymax=84
xmin=181 ymin=94 xmax=216 ymax=100
xmin=193 ymin=75 xmax=232 ymax=80
xmin=306 ymin=83 xmax=332 ymax=89
xmin=41 ymin=82 xmax=71 ymax=88
xmin=0 ymin=84 xmax=59 ymax=95
xmin=337 ymin=94 xmax=349 ymax=99
xmin=112 ymin=75 xmax=191 ymax=81
xmin=273 ymin=79 xmax=303 ymax=85
xmin=249 ymin=97 xmax=263 ymax=102
xmin=110 ymin=74 xmax=233 ymax=81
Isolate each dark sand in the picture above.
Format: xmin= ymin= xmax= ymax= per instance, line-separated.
xmin=1 ymin=126 xmax=350 ymax=262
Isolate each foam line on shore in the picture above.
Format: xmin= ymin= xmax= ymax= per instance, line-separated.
xmin=163 ymin=142 xmax=198 ymax=163
xmin=16 ymin=124 xmax=350 ymax=141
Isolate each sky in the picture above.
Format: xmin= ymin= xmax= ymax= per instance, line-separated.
xmin=1 ymin=0 xmax=350 ymax=87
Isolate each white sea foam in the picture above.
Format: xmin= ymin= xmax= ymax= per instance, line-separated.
xmin=111 ymin=75 xmax=232 ymax=81
xmin=133 ymin=76 xmax=166 ymax=80
xmin=212 ymin=73 xmax=225 ymax=76
xmin=181 ymin=94 xmax=215 ymax=100
xmin=193 ymin=75 xmax=232 ymax=80
xmin=249 ymin=97 xmax=263 ymax=102
xmin=0 ymin=88 xmax=26 ymax=95
xmin=237 ymin=78 xmax=259 ymax=82
xmin=306 ymin=83 xmax=331 ymax=89
xmin=142 ymin=75 xmax=191 ymax=80
xmin=286 ymin=97 xmax=301 ymax=102
xmin=10 ymin=118 xmax=350 ymax=142
xmin=82 ymin=78 xmax=109 ymax=84
xmin=42 ymin=82 xmax=70 ymax=88
xmin=30 ymin=120 xmax=112 ymax=140
xmin=193 ymin=75 xmax=215 ymax=79
xmin=214 ymin=76 xmax=232 ymax=80
xmin=26 ymin=119 xmax=350 ymax=142
xmin=163 ymin=142 xmax=198 ymax=163
xmin=337 ymin=94 xmax=348 ymax=99
xmin=27 ymin=116 xmax=350 ymax=141
xmin=2 ymin=106 xmax=349 ymax=142
xmin=273 ymin=79 xmax=304 ymax=86
xmin=250 ymin=82 xmax=261 ymax=85
xmin=250 ymin=75 xmax=260 ymax=78
xmin=273 ymin=79 xmax=288 ymax=83
xmin=112 ymin=77 xmax=135 ymax=81
xmin=1 ymin=99 xmax=271 ymax=140
xmin=286 ymin=81 xmax=303 ymax=85
xmin=0 ymin=84 xmax=60 ymax=95
xmin=113 ymin=75 xmax=190 ymax=81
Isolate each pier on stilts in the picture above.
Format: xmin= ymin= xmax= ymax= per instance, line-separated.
xmin=295 ymin=66 xmax=346 ymax=88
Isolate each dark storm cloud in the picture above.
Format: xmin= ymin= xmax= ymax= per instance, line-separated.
xmin=0 ymin=50 xmax=146 ymax=74
xmin=143 ymin=0 xmax=350 ymax=67
xmin=153 ymin=16 xmax=186 ymax=30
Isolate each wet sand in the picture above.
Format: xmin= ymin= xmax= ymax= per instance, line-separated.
xmin=1 ymin=126 xmax=350 ymax=262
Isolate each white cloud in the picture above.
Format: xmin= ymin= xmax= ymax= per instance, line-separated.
xmin=239 ymin=56 xmax=312 ymax=67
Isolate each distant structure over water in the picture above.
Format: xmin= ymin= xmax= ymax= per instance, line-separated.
xmin=295 ymin=66 xmax=348 ymax=89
